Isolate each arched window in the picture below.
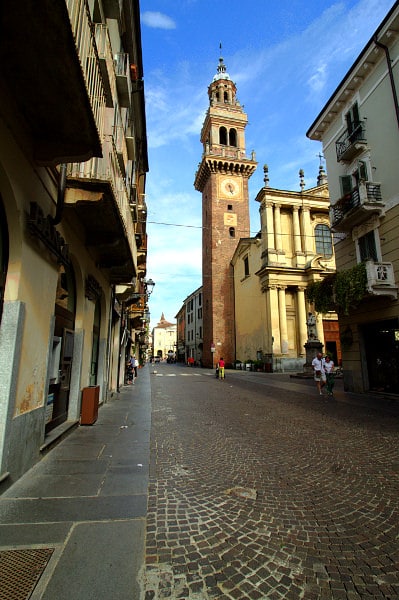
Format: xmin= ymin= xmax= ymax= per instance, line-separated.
xmin=229 ymin=227 xmax=236 ymax=238
xmin=229 ymin=128 xmax=237 ymax=147
xmin=315 ymin=224 xmax=333 ymax=258
xmin=224 ymin=91 xmax=228 ymax=103
xmin=219 ymin=126 xmax=227 ymax=145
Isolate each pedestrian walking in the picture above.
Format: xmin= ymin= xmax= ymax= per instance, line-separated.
xmin=323 ymin=355 xmax=335 ymax=396
xmin=132 ymin=355 xmax=138 ymax=379
xmin=312 ymin=352 xmax=326 ymax=395
xmin=126 ymin=356 xmax=134 ymax=384
xmin=217 ymin=357 xmax=225 ymax=380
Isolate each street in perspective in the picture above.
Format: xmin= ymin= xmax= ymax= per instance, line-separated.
xmin=0 ymin=362 xmax=398 ymax=599
xmin=140 ymin=362 xmax=399 ymax=599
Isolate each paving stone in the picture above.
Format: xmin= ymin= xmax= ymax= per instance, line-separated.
xmin=140 ymin=367 xmax=399 ymax=599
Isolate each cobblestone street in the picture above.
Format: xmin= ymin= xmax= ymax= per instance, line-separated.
xmin=140 ymin=364 xmax=399 ymax=600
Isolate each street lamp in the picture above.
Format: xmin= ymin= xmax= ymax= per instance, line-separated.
xmin=144 ymin=278 xmax=155 ymax=296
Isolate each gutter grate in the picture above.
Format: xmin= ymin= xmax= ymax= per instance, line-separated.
xmin=0 ymin=548 xmax=54 ymax=600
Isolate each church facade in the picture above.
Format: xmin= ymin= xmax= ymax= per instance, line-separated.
xmin=232 ymin=166 xmax=340 ymax=372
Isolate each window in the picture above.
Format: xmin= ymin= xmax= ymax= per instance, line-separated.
xmin=315 ymin=224 xmax=333 ymax=258
xmin=219 ymin=126 xmax=227 ymax=145
xmin=358 ymin=230 xmax=378 ymax=262
xmin=229 ymin=129 xmax=237 ymax=147
xmin=244 ymin=255 xmax=249 ymax=277
xmin=229 ymin=227 xmax=235 ymax=238
xmin=345 ymin=102 xmax=360 ymax=138
xmin=227 ymin=204 xmax=233 ymax=211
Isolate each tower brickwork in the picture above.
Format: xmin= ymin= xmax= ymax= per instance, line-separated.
xmin=194 ymin=55 xmax=257 ymax=367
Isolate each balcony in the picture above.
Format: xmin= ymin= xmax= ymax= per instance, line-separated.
xmin=65 ymin=136 xmax=137 ymax=284
xmin=331 ymin=181 xmax=384 ymax=232
xmin=366 ymin=261 xmax=398 ymax=298
xmin=114 ymin=53 xmax=132 ymax=108
xmin=335 ymin=121 xmax=367 ymax=162
xmin=0 ymin=1 xmax=102 ymax=165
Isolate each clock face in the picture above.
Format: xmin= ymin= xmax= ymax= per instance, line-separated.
xmin=220 ymin=177 xmax=240 ymax=198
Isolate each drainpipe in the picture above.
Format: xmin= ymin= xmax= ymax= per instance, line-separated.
xmin=374 ymin=36 xmax=399 ymax=129
xmin=51 ymin=163 xmax=67 ymax=225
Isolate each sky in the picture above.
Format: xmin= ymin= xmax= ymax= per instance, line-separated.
xmin=139 ymin=0 xmax=396 ymax=329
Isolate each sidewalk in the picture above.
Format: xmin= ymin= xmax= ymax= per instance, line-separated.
xmin=0 ymin=366 xmax=152 ymax=600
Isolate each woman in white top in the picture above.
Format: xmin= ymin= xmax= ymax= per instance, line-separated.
xmin=323 ymin=355 xmax=335 ymax=396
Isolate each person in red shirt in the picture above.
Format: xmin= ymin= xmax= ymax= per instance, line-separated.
xmin=217 ymin=357 xmax=225 ymax=380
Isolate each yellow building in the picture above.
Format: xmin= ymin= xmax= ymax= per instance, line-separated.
xmin=152 ymin=314 xmax=177 ymax=360
xmin=232 ymin=165 xmax=339 ymax=372
xmin=0 ymin=1 xmax=149 ymax=487
xmin=307 ymin=3 xmax=399 ymax=393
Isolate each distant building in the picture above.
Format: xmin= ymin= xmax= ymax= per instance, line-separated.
xmin=307 ymin=2 xmax=399 ymax=393
xmin=175 ymin=305 xmax=186 ymax=363
xmin=184 ymin=287 xmax=203 ymax=365
xmin=152 ymin=314 xmax=177 ymax=359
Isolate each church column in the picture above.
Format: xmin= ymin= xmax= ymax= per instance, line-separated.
xmin=274 ymin=203 xmax=282 ymax=252
xmin=260 ymin=201 xmax=276 ymax=264
xmin=297 ymin=286 xmax=307 ymax=356
xmin=278 ymin=286 xmax=288 ymax=354
xmin=301 ymin=206 xmax=313 ymax=258
xmin=292 ymin=206 xmax=302 ymax=254
xmin=267 ymin=285 xmax=281 ymax=355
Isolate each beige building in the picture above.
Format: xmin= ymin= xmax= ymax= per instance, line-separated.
xmin=232 ymin=165 xmax=339 ymax=372
xmin=307 ymin=2 xmax=399 ymax=394
xmin=0 ymin=1 xmax=149 ymax=487
xmin=184 ymin=287 xmax=203 ymax=365
xmin=152 ymin=314 xmax=177 ymax=360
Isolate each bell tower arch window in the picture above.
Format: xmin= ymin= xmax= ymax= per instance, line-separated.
xmin=229 ymin=128 xmax=237 ymax=147
xmin=219 ymin=126 xmax=227 ymax=145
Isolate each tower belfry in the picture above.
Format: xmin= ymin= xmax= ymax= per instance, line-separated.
xmin=194 ymin=54 xmax=257 ymax=367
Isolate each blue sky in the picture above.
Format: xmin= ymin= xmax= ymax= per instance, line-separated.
xmin=140 ymin=0 xmax=396 ymax=328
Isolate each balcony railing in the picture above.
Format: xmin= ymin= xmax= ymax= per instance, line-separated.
xmin=67 ymin=135 xmax=135 ymax=258
xmin=66 ymin=0 xmax=106 ymax=138
xmin=94 ymin=23 xmax=117 ymax=107
xmin=114 ymin=52 xmax=132 ymax=107
xmin=331 ymin=181 xmax=384 ymax=231
xmin=365 ymin=260 xmax=398 ymax=298
xmin=335 ymin=120 xmax=367 ymax=162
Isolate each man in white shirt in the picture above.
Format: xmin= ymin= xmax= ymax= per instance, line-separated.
xmin=311 ymin=352 xmax=326 ymax=395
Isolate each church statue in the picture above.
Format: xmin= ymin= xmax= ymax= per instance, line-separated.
xmin=306 ymin=312 xmax=318 ymax=341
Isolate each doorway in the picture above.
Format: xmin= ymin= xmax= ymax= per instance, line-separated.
xmin=46 ymin=264 xmax=76 ymax=433
xmin=363 ymin=319 xmax=399 ymax=394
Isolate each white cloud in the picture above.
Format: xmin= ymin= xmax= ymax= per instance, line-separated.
xmin=141 ymin=11 xmax=176 ymax=30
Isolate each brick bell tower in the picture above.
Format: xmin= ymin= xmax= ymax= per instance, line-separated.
xmin=194 ymin=53 xmax=257 ymax=368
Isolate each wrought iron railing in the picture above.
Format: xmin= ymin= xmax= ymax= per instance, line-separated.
xmin=331 ymin=182 xmax=382 ymax=226
xmin=335 ymin=120 xmax=366 ymax=161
